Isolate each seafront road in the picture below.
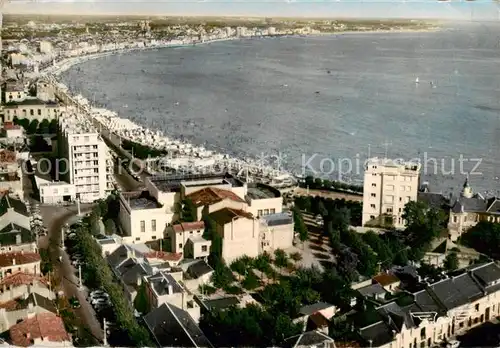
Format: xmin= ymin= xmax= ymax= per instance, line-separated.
xmin=39 ymin=203 xmax=105 ymax=344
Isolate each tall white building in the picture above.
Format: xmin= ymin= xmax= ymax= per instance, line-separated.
xmin=58 ymin=110 xmax=114 ymax=203
xmin=362 ymin=157 xmax=421 ymax=229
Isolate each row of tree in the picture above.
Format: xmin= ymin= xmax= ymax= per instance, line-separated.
xmin=302 ymin=175 xmax=363 ymax=194
xmin=294 ymin=195 xmax=362 ymax=226
xmin=73 ymin=207 xmax=151 ymax=347
xmin=121 ymin=139 xmax=168 ymax=160
xmin=13 ymin=117 xmax=58 ymax=135
xmin=460 ymin=221 xmax=500 ymax=259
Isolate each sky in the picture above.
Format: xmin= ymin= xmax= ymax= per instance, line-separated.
xmin=4 ymin=0 xmax=500 ymax=20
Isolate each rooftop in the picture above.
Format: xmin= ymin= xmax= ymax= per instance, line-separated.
xmin=9 ymin=313 xmax=70 ymax=347
xmin=144 ymin=303 xmax=214 ymax=348
xmin=144 ymin=250 xmax=183 ymax=262
xmin=246 ymin=183 xmax=280 ymax=200
xmin=0 ymin=251 xmax=40 ymax=268
xmin=187 ymin=260 xmax=214 ymax=279
xmin=365 ymin=157 xmax=420 ymax=172
xmin=0 ymin=150 xmax=16 ymax=163
xmin=202 ymin=296 xmax=239 ymax=311
xmin=261 ymin=212 xmax=293 ymax=227
xmin=209 ymin=208 xmax=253 ymax=225
xmin=149 ymin=172 xmax=243 ymax=193
xmin=147 ymin=272 xmax=184 ymax=296
xmin=0 ymin=194 xmax=28 ymax=217
xmin=172 ymin=221 xmax=205 ymax=233
xmin=187 ymin=187 xmax=245 ymax=207
xmin=0 ymin=271 xmax=47 ymax=287
xmin=0 ymin=223 xmax=34 ymax=246
xmin=4 ymin=98 xmax=58 ymax=108
xmin=284 ymin=331 xmax=334 ymax=348
xmin=121 ymin=191 xmax=163 ymax=210
xmin=373 ymin=273 xmax=400 ymax=287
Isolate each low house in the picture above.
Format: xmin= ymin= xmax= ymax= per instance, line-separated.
xmin=168 ymin=221 xmax=210 ymax=258
xmin=295 ymin=302 xmax=338 ymax=334
xmin=0 ymin=292 xmax=57 ymax=333
xmin=0 ymin=252 xmax=41 ymax=278
xmin=118 ymin=191 xmax=170 ymax=244
xmin=0 ymin=194 xmax=30 ymax=232
xmin=0 ymin=272 xmax=52 ymax=303
xmin=143 ymin=271 xmax=200 ymax=322
xmin=3 ymin=98 xmax=60 ymax=123
xmin=0 ymin=223 xmax=36 ymax=254
xmin=357 ymin=283 xmax=387 ymax=301
xmin=198 ymin=296 xmax=240 ymax=312
xmin=259 ymin=212 xmax=294 ymax=253
xmin=144 ymin=302 xmax=213 ymax=348
xmin=8 ymin=312 xmax=71 ymax=347
xmin=180 ymin=259 xmax=214 ymax=292
xmin=209 ymin=208 xmax=259 ymax=263
xmin=373 ymin=273 xmax=401 ymax=294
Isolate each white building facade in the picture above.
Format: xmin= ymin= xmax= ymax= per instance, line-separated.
xmin=58 ymin=111 xmax=114 ymax=203
xmin=362 ymin=158 xmax=421 ymax=229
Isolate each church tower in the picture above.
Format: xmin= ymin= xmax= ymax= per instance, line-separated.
xmin=461 ymin=176 xmax=473 ymax=199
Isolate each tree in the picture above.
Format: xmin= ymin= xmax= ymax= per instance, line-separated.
xmin=242 ymin=271 xmax=260 ymax=290
xmin=460 ymin=221 xmax=500 ymax=259
xmin=49 ymin=119 xmax=58 ymax=133
xmin=181 ymin=198 xmax=197 ymax=222
xmin=104 ymin=219 xmax=117 ymax=235
xmin=444 ymin=252 xmax=459 ymax=271
xmin=274 ymin=249 xmax=288 ymax=268
xmin=134 ymin=282 xmax=149 ymax=314
xmin=337 ymin=247 xmax=359 ymax=283
xmin=318 ymin=200 xmax=327 ymax=217
xmin=38 ymin=119 xmax=50 ymax=134
xmin=304 ymin=175 xmax=315 ymax=188
xmin=292 ymin=207 xmax=308 ymax=241
xmin=27 ymin=119 xmax=39 ymax=134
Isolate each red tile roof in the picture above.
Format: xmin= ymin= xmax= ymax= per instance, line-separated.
xmin=172 ymin=221 xmax=205 ymax=233
xmin=9 ymin=313 xmax=70 ymax=347
xmin=3 ymin=123 xmax=21 ymax=131
xmin=0 ymin=298 xmax=19 ymax=311
xmin=145 ymin=251 xmax=183 ymax=262
xmin=0 ymin=272 xmax=47 ymax=287
xmin=187 ymin=187 xmax=246 ymax=207
xmin=309 ymin=312 xmax=330 ymax=328
xmin=373 ymin=273 xmax=400 ymax=286
xmin=0 ymin=252 xmax=41 ymax=268
xmin=0 ymin=149 xmax=16 ymax=163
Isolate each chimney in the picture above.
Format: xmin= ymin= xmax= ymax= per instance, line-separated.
xmin=28 ymin=302 xmax=34 ymax=312
xmin=16 ymin=234 xmax=22 ymax=245
xmin=167 ymin=284 xmax=173 ymax=294
xmin=12 ymin=258 xmax=16 ymax=266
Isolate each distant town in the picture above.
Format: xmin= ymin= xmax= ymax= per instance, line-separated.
xmin=0 ymin=14 xmax=499 ymax=348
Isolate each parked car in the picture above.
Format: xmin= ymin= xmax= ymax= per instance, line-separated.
xmin=69 ymin=296 xmax=80 ymax=309
xmin=446 ymin=340 xmax=460 ymax=348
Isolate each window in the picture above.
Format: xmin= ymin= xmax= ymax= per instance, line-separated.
xmin=475 ymin=304 xmax=479 ymax=311
xmin=258 ymin=210 xmax=263 ymax=217
xmin=406 ymin=185 xmax=411 ymax=191
xmin=202 ymin=245 xmax=208 ymax=252
xmin=140 ymin=220 xmax=145 ymax=233
xmin=386 ymin=184 xmax=394 ymax=191
xmin=30 ymin=109 xmax=34 ymax=116
xmin=385 ymin=195 xmax=394 ymax=203
xmin=370 ymin=215 xmax=375 ymax=220
xmin=371 ymin=193 xmax=376 ymax=198
xmin=420 ymin=328 xmax=426 ymax=339
xmin=178 ymin=243 xmax=183 ymax=249
xmin=370 ymin=204 xmax=376 ymax=209
xmin=453 ymin=216 xmax=457 ymax=223
xmin=400 ymin=185 xmax=406 ymax=192
xmin=387 ymin=207 xmax=393 ymax=213
xmin=264 ymin=209 xmax=269 ymax=215
xmin=270 ymin=209 xmax=275 ymax=214
xmin=399 ymin=197 xmax=402 ymax=202
xmin=135 ymin=237 xmax=140 ymax=241
xmin=152 ymin=236 xmax=157 ymax=240
xmin=151 ymin=220 xmax=156 ymax=232
xmin=371 ymin=183 xmax=376 ymax=187
xmin=37 ymin=109 xmax=41 ymax=115
xmin=84 ymin=136 xmax=89 ymax=142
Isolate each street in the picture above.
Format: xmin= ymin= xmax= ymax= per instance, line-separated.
xmin=39 ymin=203 xmax=104 ymax=344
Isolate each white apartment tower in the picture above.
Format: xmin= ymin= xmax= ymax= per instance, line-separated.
xmin=59 ymin=111 xmax=114 ymax=203
xmin=362 ymin=158 xmax=421 ymax=229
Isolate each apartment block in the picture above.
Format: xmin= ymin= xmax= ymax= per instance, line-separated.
xmin=58 ymin=110 xmax=114 ymax=203
xmin=362 ymin=158 xmax=421 ymax=228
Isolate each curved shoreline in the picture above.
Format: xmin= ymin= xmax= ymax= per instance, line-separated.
xmin=47 ymin=27 xmax=441 ymax=187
